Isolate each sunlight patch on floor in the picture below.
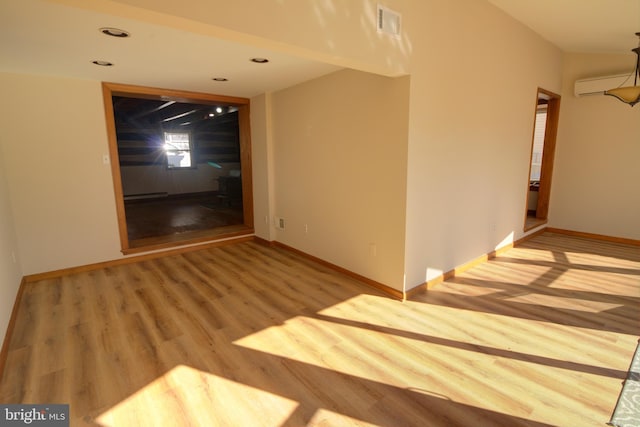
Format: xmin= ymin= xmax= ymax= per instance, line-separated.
xmin=231 ymin=310 xmax=626 ymax=426
xmin=317 ymin=293 xmax=637 ymax=374
xmin=307 ymin=408 xmax=381 ymax=427
xmin=506 ymin=247 xmax=557 ymax=261
xmin=548 ymin=269 xmax=640 ymax=295
xmin=504 ymin=293 xmax=623 ymax=312
xmin=432 ymin=280 xmax=523 ymax=295
xmin=96 ymin=365 xmax=298 ymax=427
xmin=563 ymin=251 xmax=638 ymax=268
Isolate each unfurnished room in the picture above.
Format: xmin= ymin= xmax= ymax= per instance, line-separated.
xmin=0 ymin=1 xmax=639 ymax=426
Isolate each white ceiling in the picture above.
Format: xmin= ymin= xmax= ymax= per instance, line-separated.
xmin=487 ymin=0 xmax=640 ymax=53
xmin=0 ymin=0 xmax=341 ymax=97
xmin=1 ymin=0 xmax=638 ymax=98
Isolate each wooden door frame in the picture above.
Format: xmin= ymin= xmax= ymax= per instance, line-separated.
xmin=102 ymin=82 xmax=254 ymax=254
xmin=524 ymin=88 xmax=560 ymax=231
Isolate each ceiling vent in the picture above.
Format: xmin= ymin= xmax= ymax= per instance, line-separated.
xmin=377 ymin=4 xmax=401 ymax=38
xmin=574 ymin=73 xmax=634 ymax=97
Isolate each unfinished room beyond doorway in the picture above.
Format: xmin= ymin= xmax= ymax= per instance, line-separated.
xmin=102 ymin=82 xmax=255 ymax=254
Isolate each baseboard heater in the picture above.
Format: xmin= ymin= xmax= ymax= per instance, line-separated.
xmin=124 ymin=192 xmax=168 ymax=201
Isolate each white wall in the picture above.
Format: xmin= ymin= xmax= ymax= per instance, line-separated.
xmin=0 ymin=73 xmax=123 ymax=275
xmin=0 ymin=144 xmax=23 ymax=349
xmin=120 ymin=163 xmax=239 ymax=196
xmin=402 ymin=0 xmax=563 ymax=289
xmin=270 ymin=69 xmax=410 ymax=290
xmin=551 ymin=53 xmax=640 ymax=239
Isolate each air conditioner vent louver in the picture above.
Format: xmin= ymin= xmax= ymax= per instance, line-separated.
xmin=574 ymin=73 xmax=634 ymax=97
xmin=377 ymin=4 xmax=401 ymax=38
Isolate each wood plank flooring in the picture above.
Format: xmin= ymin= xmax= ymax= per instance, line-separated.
xmin=0 ymin=232 xmax=638 ymax=426
xmin=124 ymin=193 xmax=245 ymax=248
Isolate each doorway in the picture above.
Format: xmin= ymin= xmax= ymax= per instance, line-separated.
xmin=524 ymin=88 xmax=560 ymax=231
xmin=102 ymin=83 xmax=254 ymax=254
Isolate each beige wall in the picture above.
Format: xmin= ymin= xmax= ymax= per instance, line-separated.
xmin=402 ymin=0 xmax=563 ymax=289
xmin=0 ymin=73 xmax=123 ymax=275
xmin=250 ymin=93 xmax=275 ymax=241
xmin=0 ymin=144 xmax=23 ymax=347
xmin=551 ymin=53 xmax=640 ymax=239
xmin=270 ymin=69 xmax=410 ymax=290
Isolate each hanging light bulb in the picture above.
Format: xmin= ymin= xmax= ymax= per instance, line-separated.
xmin=604 ymin=32 xmax=640 ymax=107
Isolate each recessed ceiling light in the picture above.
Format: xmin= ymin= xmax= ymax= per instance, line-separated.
xmin=92 ymin=60 xmax=113 ymax=66
xmin=212 ymin=77 xmax=228 ymax=82
xmin=250 ymin=57 xmax=269 ymax=63
xmin=216 ymin=107 xmax=223 ymax=113
xmin=100 ymin=27 xmax=130 ymax=38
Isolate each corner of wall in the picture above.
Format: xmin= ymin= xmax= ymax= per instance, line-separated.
xmin=0 ymin=142 xmax=24 ymax=357
xmin=250 ymin=92 xmax=276 ymax=242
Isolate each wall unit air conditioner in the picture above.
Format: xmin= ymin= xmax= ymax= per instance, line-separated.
xmin=574 ymin=73 xmax=633 ymax=97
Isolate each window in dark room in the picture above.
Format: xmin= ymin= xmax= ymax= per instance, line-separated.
xmin=102 ymin=83 xmax=254 ymax=254
xmin=164 ymin=131 xmax=194 ymax=169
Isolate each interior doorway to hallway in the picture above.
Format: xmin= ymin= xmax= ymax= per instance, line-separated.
xmin=524 ymin=88 xmax=560 ymax=231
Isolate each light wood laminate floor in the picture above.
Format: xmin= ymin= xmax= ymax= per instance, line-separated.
xmin=0 ymin=233 xmax=638 ymax=426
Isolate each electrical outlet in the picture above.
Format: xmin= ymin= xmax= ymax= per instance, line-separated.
xmin=102 ymin=154 xmax=110 ymax=165
xmin=275 ymin=217 xmax=285 ymax=230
